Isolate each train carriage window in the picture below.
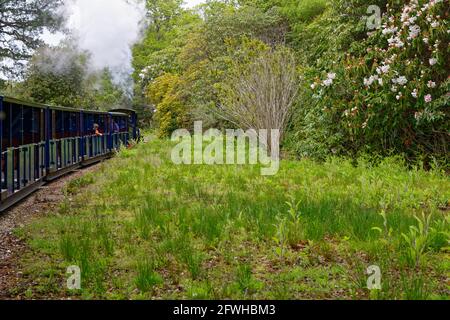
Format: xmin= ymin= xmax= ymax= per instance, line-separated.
xmin=83 ymin=114 xmax=88 ymax=135
xmin=11 ymin=103 xmax=22 ymax=147
xmin=1 ymin=102 xmax=11 ymax=150
xmin=84 ymin=113 xmax=95 ymax=135
xmin=62 ymin=112 xmax=77 ymax=138
xmin=51 ymin=110 xmax=56 ymax=140
xmin=22 ymin=106 xmax=33 ymax=145
xmin=23 ymin=106 xmax=42 ymax=145
xmin=99 ymin=115 xmax=107 ymax=134
xmin=117 ymin=116 xmax=127 ymax=132
xmin=32 ymin=108 xmax=42 ymax=143
xmin=40 ymin=109 xmax=45 ymax=142
xmin=93 ymin=114 xmax=104 ymax=134
xmin=93 ymin=114 xmax=100 ymax=133
xmin=64 ymin=112 xmax=70 ymax=138
xmin=69 ymin=113 xmax=79 ymax=136
xmin=123 ymin=117 xmax=128 ymax=132
xmin=112 ymin=116 xmax=118 ymax=132
xmin=55 ymin=110 xmax=64 ymax=139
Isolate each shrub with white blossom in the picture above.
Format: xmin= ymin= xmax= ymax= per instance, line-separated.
xmin=301 ymin=0 xmax=449 ymax=160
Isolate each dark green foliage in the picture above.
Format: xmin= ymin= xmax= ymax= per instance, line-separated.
xmin=133 ymin=0 xmax=449 ymax=161
xmin=15 ymin=43 xmax=129 ymax=110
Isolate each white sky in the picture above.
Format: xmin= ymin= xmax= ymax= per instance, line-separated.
xmin=185 ymin=0 xmax=206 ymax=7
xmin=2 ymin=0 xmax=206 ymax=81
xmin=43 ymin=0 xmax=206 ymax=45
xmin=40 ymin=0 xmax=206 ymax=84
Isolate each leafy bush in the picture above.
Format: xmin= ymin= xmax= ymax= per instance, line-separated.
xmin=147 ymin=73 xmax=189 ymax=137
xmin=287 ymin=0 xmax=449 ymax=161
xmin=281 ymin=0 xmax=328 ymax=23
xmin=135 ymin=0 xmax=449 ymax=163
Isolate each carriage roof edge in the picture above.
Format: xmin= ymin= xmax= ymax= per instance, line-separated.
xmin=1 ymin=95 xmax=129 ymax=116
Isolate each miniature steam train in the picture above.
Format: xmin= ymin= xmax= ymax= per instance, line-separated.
xmin=0 ymin=96 xmax=139 ymax=212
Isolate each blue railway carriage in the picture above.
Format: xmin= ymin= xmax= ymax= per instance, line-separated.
xmin=0 ymin=96 xmax=139 ymax=212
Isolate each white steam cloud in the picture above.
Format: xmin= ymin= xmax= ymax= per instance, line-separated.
xmin=66 ymin=0 xmax=144 ymax=72
xmin=50 ymin=0 xmax=145 ymax=88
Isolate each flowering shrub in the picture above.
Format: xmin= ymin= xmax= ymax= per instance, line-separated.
xmin=297 ymin=0 xmax=449 ymax=160
xmin=146 ymin=73 xmax=189 ymax=137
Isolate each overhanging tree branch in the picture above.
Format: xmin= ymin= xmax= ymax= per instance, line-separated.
xmin=0 ymin=0 xmax=63 ymax=76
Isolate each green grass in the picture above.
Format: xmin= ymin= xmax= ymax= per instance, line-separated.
xmin=15 ymin=136 xmax=449 ymax=300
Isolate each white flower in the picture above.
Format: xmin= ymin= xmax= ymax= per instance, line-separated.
xmin=391 ymin=85 xmax=398 ymax=93
xmin=424 ymin=94 xmax=432 ymax=103
xmin=378 ymin=78 xmax=384 ymax=86
xmin=387 ymin=36 xmax=404 ymax=48
xmin=382 ymin=27 xmax=398 ymax=35
xmin=401 ymin=9 xmax=410 ymax=23
xmin=327 ymin=73 xmax=336 ymax=80
xmin=322 ymin=78 xmax=333 ymax=87
xmin=408 ymin=16 xmax=417 ymax=24
xmin=429 ymin=58 xmax=438 ymax=66
xmin=377 ymin=65 xmax=390 ymax=74
xmin=392 ymin=76 xmax=408 ymax=86
xmin=408 ymin=25 xmax=421 ymax=39
xmin=431 ymin=21 xmax=440 ymax=28
xmin=427 ymin=81 xmax=436 ymax=88
xmin=423 ymin=37 xmax=429 ymax=44
xmin=311 ymin=83 xmax=316 ymax=90
xmin=364 ymin=75 xmax=379 ymax=87
xmin=411 ymin=89 xmax=418 ymax=98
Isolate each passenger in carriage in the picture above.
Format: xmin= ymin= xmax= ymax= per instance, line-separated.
xmin=93 ymin=123 xmax=103 ymax=136
xmin=113 ymin=120 xmax=120 ymax=133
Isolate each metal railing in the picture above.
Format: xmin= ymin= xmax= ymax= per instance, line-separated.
xmin=111 ymin=132 xmax=130 ymax=150
xmin=1 ymin=132 xmax=131 ymax=196
xmin=49 ymin=137 xmax=81 ymax=172
xmin=83 ymin=135 xmax=108 ymax=160
xmin=1 ymin=142 xmax=46 ymax=195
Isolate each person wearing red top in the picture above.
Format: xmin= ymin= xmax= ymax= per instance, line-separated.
xmin=93 ymin=123 xmax=103 ymax=136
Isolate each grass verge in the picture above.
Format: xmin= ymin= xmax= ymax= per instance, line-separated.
xmin=13 ymin=136 xmax=449 ymax=300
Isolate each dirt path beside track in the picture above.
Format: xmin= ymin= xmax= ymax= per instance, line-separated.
xmin=0 ymin=164 xmax=100 ymax=299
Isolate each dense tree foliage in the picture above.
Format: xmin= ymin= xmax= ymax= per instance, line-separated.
xmin=287 ymin=0 xmax=449 ymax=161
xmin=133 ymin=0 xmax=448 ymax=162
xmin=0 ymin=1 xmax=128 ymax=111
xmin=3 ymin=42 xmax=129 ymax=111
xmin=23 ymin=44 xmax=88 ymax=108
xmin=0 ymin=0 xmax=63 ymax=77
